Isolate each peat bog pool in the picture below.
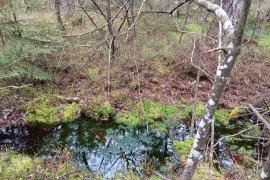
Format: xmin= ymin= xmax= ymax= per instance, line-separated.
xmin=0 ymin=119 xmax=191 ymax=178
xmin=2 ymin=115 xmax=262 ymax=179
xmin=1 ymin=116 xmax=259 ymax=178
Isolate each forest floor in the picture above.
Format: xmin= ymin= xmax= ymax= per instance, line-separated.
xmin=1 ymin=14 xmax=270 ymax=128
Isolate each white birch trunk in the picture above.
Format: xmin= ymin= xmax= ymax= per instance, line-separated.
xmin=181 ymin=0 xmax=251 ymax=179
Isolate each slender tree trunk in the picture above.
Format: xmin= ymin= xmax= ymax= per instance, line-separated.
xmin=260 ymin=115 xmax=270 ymax=179
xmin=0 ymin=29 xmax=4 ymax=47
xmin=9 ymin=1 xmax=22 ymax=37
xmin=181 ymin=0 xmax=251 ymax=179
xmin=252 ymin=0 xmax=262 ymax=37
xmin=55 ymin=0 xmax=65 ymax=31
xmin=130 ymin=0 xmax=136 ymax=36
xmin=106 ymin=0 xmax=115 ymax=61
xmin=179 ymin=1 xmax=191 ymax=43
xmin=261 ymin=152 xmax=270 ymax=179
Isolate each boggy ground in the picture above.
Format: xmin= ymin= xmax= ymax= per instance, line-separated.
xmin=1 ymin=14 xmax=270 ymax=128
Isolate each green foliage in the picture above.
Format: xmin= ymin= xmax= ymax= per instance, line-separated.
xmin=86 ymin=67 xmax=99 ymax=82
xmin=0 ymin=2 xmax=63 ymax=81
xmin=258 ymin=37 xmax=270 ymax=47
xmin=25 ymin=95 xmax=81 ymax=125
xmin=186 ymin=22 xmax=202 ymax=33
xmin=142 ymin=46 xmax=156 ymax=60
xmin=194 ymin=101 xmax=205 ymax=117
xmin=152 ymin=60 xmax=171 ymax=76
xmin=173 ymin=138 xmax=194 ymax=161
xmin=111 ymin=90 xmax=128 ymax=103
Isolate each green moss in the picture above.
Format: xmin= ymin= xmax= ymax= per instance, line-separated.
xmin=152 ymin=60 xmax=171 ymax=76
xmin=258 ymin=37 xmax=270 ymax=47
xmin=117 ymin=99 xmax=182 ymax=131
xmin=142 ymin=47 xmax=156 ymax=60
xmin=111 ymin=90 xmax=128 ymax=103
xmin=176 ymin=101 xmax=193 ymax=120
xmin=193 ymin=165 xmax=222 ymax=180
xmin=186 ymin=22 xmax=202 ymax=33
xmin=86 ymin=67 xmax=99 ymax=82
xmin=116 ymin=99 xmax=206 ymax=131
xmin=173 ymin=138 xmax=194 ymax=161
xmin=176 ymin=100 xmax=205 ymax=120
xmin=214 ymin=109 xmax=230 ymax=127
xmin=0 ymin=150 xmax=86 ymax=179
xmin=238 ymin=147 xmax=257 ymax=168
xmin=61 ymin=103 xmax=81 ymax=122
xmin=25 ymin=95 xmax=81 ymax=125
xmin=84 ymin=100 xmax=115 ymax=121
xmin=117 ymin=110 xmax=141 ymax=126
xmin=195 ymin=101 xmax=205 ymax=117
xmin=168 ymin=31 xmax=180 ymax=42
xmin=229 ymin=107 xmax=247 ymax=119
xmin=0 ymin=151 xmax=42 ymax=179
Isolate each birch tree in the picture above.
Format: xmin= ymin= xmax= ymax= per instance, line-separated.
xmin=181 ymin=0 xmax=251 ymax=179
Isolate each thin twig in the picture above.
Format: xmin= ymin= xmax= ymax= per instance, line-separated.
xmin=249 ymin=104 xmax=270 ymax=130
xmin=214 ymin=123 xmax=262 ymax=147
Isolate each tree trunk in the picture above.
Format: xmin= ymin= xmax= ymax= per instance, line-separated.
xmin=55 ymin=0 xmax=65 ymax=31
xmin=106 ymin=0 xmax=115 ymax=61
xmin=181 ymin=0 xmax=251 ymax=179
xmin=261 ymin=115 xmax=270 ymax=179
xmin=0 ymin=29 xmax=4 ymax=47
xmin=261 ymin=152 xmax=270 ymax=179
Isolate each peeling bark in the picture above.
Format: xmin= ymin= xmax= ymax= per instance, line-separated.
xmin=181 ymin=0 xmax=251 ymax=179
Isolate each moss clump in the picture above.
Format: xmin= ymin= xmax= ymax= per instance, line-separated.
xmin=0 ymin=151 xmax=42 ymax=178
xmin=84 ymin=100 xmax=115 ymax=121
xmin=86 ymin=67 xmax=100 ymax=82
xmin=173 ymin=138 xmax=194 ymax=162
xmin=214 ymin=109 xmax=230 ymax=127
xmin=61 ymin=103 xmax=82 ymax=122
xmin=152 ymin=60 xmax=171 ymax=76
xmin=193 ymin=165 xmax=222 ymax=180
xmin=25 ymin=95 xmax=81 ymax=125
xmin=229 ymin=107 xmax=247 ymax=119
xmin=117 ymin=99 xmax=182 ymax=131
xmin=176 ymin=100 xmax=205 ymax=120
xmin=117 ymin=99 xmax=206 ymax=131
xmin=238 ymin=147 xmax=257 ymax=168
xmin=0 ymin=150 xmax=86 ymax=179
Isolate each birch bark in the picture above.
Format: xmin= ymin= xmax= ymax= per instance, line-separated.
xmin=181 ymin=0 xmax=251 ymax=179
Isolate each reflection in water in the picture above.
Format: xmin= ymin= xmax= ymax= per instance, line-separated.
xmin=52 ymin=120 xmax=180 ymax=178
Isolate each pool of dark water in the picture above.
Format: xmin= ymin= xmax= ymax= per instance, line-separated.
xmin=1 ymin=117 xmax=262 ymax=178
xmin=0 ymin=119 xmax=188 ymax=178
xmin=47 ymin=119 xmax=183 ymax=178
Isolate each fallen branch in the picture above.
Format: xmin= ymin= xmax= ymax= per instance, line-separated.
xmin=0 ymin=84 xmax=33 ymax=90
